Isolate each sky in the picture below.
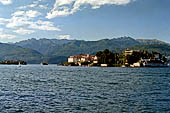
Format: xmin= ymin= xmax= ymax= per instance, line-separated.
xmin=0 ymin=0 xmax=170 ymax=43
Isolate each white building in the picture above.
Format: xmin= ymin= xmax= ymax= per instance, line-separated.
xmin=68 ymin=57 xmax=78 ymax=63
xmin=68 ymin=54 xmax=98 ymax=64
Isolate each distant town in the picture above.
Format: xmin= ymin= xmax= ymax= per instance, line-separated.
xmin=62 ymin=49 xmax=170 ymax=67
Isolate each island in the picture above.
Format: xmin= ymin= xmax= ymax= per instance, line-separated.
xmin=62 ymin=49 xmax=169 ymax=67
xmin=0 ymin=60 xmax=27 ymax=65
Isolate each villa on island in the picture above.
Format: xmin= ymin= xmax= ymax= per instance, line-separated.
xmin=125 ymin=50 xmax=168 ymax=67
xmin=124 ymin=49 xmax=140 ymax=56
xmin=68 ymin=54 xmax=98 ymax=66
xmin=65 ymin=49 xmax=168 ymax=67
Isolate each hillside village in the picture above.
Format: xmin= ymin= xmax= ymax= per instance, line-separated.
xmin=64 ymin=49 xmax=169 ymax=67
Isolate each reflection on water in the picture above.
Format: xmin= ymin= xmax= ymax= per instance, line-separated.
xmin=0 ymin=65 xmax=170 ymax=112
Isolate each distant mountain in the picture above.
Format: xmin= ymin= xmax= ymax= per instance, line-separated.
xmin=130 ymin=44 xmax=170 ymax=56
xmin=49 ymin=37 xmax=141 ymax=56
xmin=0 ymin=43 xmax=43 ymax=64
xmin=136 ymin=39 xmax=168 ymax=45
xmin=34 ymin=37 xmax=170 ymax=57
xmin=15 ymin=37 xmax=141 ymax=56
xmin=15 ymin=38 xmax=74 ymax=56
xmin=10 ymin=37 xmax=170 ymax=64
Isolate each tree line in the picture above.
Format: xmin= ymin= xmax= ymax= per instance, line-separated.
xmin=96 ymin=49 xmax=167 ymax=66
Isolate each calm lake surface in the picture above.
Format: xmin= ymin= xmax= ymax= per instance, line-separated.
xmin=0 ymin=65 xmax=170 ymax=113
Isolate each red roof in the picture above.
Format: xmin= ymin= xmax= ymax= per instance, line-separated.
xmin=69 ymin=54 xmax=96 ymax=60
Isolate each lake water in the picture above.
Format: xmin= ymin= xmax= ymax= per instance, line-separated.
xmin=0 ymin=65 xmax=170 ymax=113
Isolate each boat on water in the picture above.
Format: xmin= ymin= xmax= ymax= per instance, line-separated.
xmin=18 ymin=62 xmax=21 ymax=67
xmin=41 ymin=62 xmax=48 ymax=65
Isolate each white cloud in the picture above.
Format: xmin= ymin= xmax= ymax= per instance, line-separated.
xmin=0 ymin=2 xmax=60 ymax=34
xmin=0 ymin=18 xmax=10 ymax=25
xmin=0 ymin=34 xmax=16 ymax=39
xmin=25 ymin=10 xmax=42 ymax=18
xmin=0 ymin=0 xmax=12 ymax=5
xmin=39 ymin=5 xmax=48 ymax=9
xmin=6 ymin=10 xmax=42 ymax=28
xmin=0 ymin=26 xmax=16 ymax=40
xmin=57 ymin=35 xmax=71 ymax=39
xmin=18 ymin=3 xmax=37 ymax=9
xmin=14 ymin=28 xmax=35 ymax=35
xmin=0 ymin=28 xmax=3 ymax=32
xmin=17 ymin=0 xmax=42 ymax=9
xmin=5 ymin=13 xmax=60 ymax=31
xmin=18 ymin=1 xmax=48 ymax=10
xmin=0 ymin=27 xmax=15 ymax=39
xmin=29 ymin=20 xmax=61 ymax=31
xmin=6 ymin=16 xmax=30 ymax=28
xmin=46 ymin=0 xmax=132 ymax=19
xmin=12 ymin=11 xmax=25 ymax=17
xmin=12 ymin=10 xmax=41 ymax=18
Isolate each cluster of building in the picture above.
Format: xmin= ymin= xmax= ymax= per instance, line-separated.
xmin=67 ymin=49 xmax=168 ymax=67
xmin=124 ymin=49 xmax=168 ymax=67
xmin=68 ymin=54 xmax=98 ymax=66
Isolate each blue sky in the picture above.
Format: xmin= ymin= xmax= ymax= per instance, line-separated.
xmin=0 ymin=0 xmax=170 ymax=43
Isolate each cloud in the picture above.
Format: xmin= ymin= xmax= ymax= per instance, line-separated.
xmin=39 ymin=5 xmax=48 ymax=9
xmin=0 ymin=28 xmax=3 ymax=32
xmin=6 ymin=10 xmax=42 ymax=28
xmin=12 ymin=10 xmax=41 ymax=18
xmin=57 ymin=35 xmax=71 ymax=39
xmin=0 ymin=18 xmax=10 ymax=25
xmin=0 ymin=34 xmax=16 ymax=39
xmin=14 ymin=28 xmax=35 ymax=35
xmin=0 ymin=27 xmax=15 ymax=39
xmin=17 ymin=0 xmax=43 ymax=9
xmin=0 ymin=2 xmax=61 ymax=36
xmin=6 ymin=16 xmax=30 ymax=28
xmin=12 ymin=11 xmax=25 ymax=16
xmin=5 ymin=14 xmax=60 ymax=31
xmin=25 ymin=10 xmax=42 ymax=18
xmin=46 ymin=0 xmax=132 ymax=19
xmin=0 ymin=0 xmax=12 ymax=5
xmin=29 ymin=20 xmax=61 ymax=31
xmin=18 ymin=3 xmax=38 ymax=9
xmin=17 ymin=0 xmax=48 ymax=10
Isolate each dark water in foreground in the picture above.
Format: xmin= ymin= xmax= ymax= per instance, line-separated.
xmin=0 ymin=65 xmax=170 ymax=113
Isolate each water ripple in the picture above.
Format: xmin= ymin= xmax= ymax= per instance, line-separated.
xmin=0 ymin=65 xmax=169 ymax=112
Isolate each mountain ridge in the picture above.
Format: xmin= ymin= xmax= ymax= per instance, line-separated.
xmin=0 ymin=43 xmax=43 ymax=64
xmin=15 ymin=37 xmax=169 ymax=57
xmin=0 ymin=36 xmax=169 ymax=64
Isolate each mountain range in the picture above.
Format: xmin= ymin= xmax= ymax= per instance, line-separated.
xmin=0 ymin=43 xmax=42 ymax=64
xmin=0 ymin=37 xmax=169 ymax=64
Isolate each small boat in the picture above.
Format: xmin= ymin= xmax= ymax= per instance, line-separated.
xmin=18 ymin=62 xmax=21 ymax=67
xmin=41 ymin=62 xmax=48 ymax=65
